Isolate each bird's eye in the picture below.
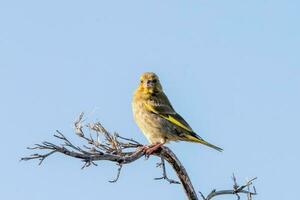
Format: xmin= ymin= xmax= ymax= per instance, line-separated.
xmin=152 ymin=79 xmax=157 ymax=83
xmin=140 ymin=80 xmax=143 ymax=83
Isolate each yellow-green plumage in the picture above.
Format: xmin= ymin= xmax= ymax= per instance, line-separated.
xmin=132 ymin=72 xmax=223 ymax=152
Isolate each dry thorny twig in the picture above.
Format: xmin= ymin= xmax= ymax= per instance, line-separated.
xmin=21 ymin=112 xmax=257 ymax=200
xmin=21 ymin=112 xmax=174 ymax=183
xmin=199 ymin=174 xmax=257 ymax=200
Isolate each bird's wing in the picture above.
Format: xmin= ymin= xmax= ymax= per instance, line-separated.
xmin=144 ymin=94 xmax=193 ymax=133
xmin=144 ymin=94 xmax=223 ymax=152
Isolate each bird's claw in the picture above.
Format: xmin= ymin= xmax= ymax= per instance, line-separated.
xmin=140 ymin=143 xmax=164 ymax=156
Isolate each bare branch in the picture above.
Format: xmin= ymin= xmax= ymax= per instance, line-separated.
xmin=109 ymin=164 xmax=123 ymax=183
xmin=200 ymin=174 xmax=257 ymax=200
xmin=21 ymin=113 xmax=257 ymax=200
xmin=154 ymin=157 xmax=180 ymax=184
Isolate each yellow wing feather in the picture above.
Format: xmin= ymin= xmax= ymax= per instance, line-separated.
xmin=160 ymin=115 xmax=193 ymax=132
xmin=143 ymin=102 xmax=192 ymax=132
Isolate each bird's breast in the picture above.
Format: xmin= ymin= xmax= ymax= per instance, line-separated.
xmin=132 ymin=100 xmax=168 ymax=144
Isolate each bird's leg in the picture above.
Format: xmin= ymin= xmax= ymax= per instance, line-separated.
xmin=145 ymin=142 xmax=164 ymax=155
xmin=139 ymin=145 xmax=150 ymax=152
xmin=139 ymin=143 xmax=155 ymax=153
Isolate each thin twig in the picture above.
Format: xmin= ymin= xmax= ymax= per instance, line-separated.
xmin=200 ymin=175 xmax=257 ymax=200
xmin=109 ymin=164 xmax=123 ymax=183
xmin=154 ymin=157 xmax=180 ymax=184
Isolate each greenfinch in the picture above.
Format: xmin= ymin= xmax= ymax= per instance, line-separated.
xmin=132 ymin=72 xmax=223 ymax=154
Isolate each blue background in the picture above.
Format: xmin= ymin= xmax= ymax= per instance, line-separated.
xmin=1 ymin=1 xmax=299 ymax=199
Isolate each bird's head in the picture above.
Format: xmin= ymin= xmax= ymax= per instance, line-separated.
xmin=138 ymin=72 xmax=163 ymax=94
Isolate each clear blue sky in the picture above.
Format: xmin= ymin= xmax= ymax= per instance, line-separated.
xmin=1 ymin=1 xmax=299 ymax=199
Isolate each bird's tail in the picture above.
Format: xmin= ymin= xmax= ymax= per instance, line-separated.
xmin=184 ymin=132 xmax=223 ymax=152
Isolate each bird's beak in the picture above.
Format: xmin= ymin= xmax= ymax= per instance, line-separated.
xmin=146 ymin=80 xmax=154 ymax=88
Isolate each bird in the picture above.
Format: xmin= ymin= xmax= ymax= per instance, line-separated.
xmin=132 ymin=72 xmax=223 ymax=154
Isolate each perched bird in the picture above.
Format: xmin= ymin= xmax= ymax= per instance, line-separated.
xmin=132 ymin=72 xmax=223 ymax=154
